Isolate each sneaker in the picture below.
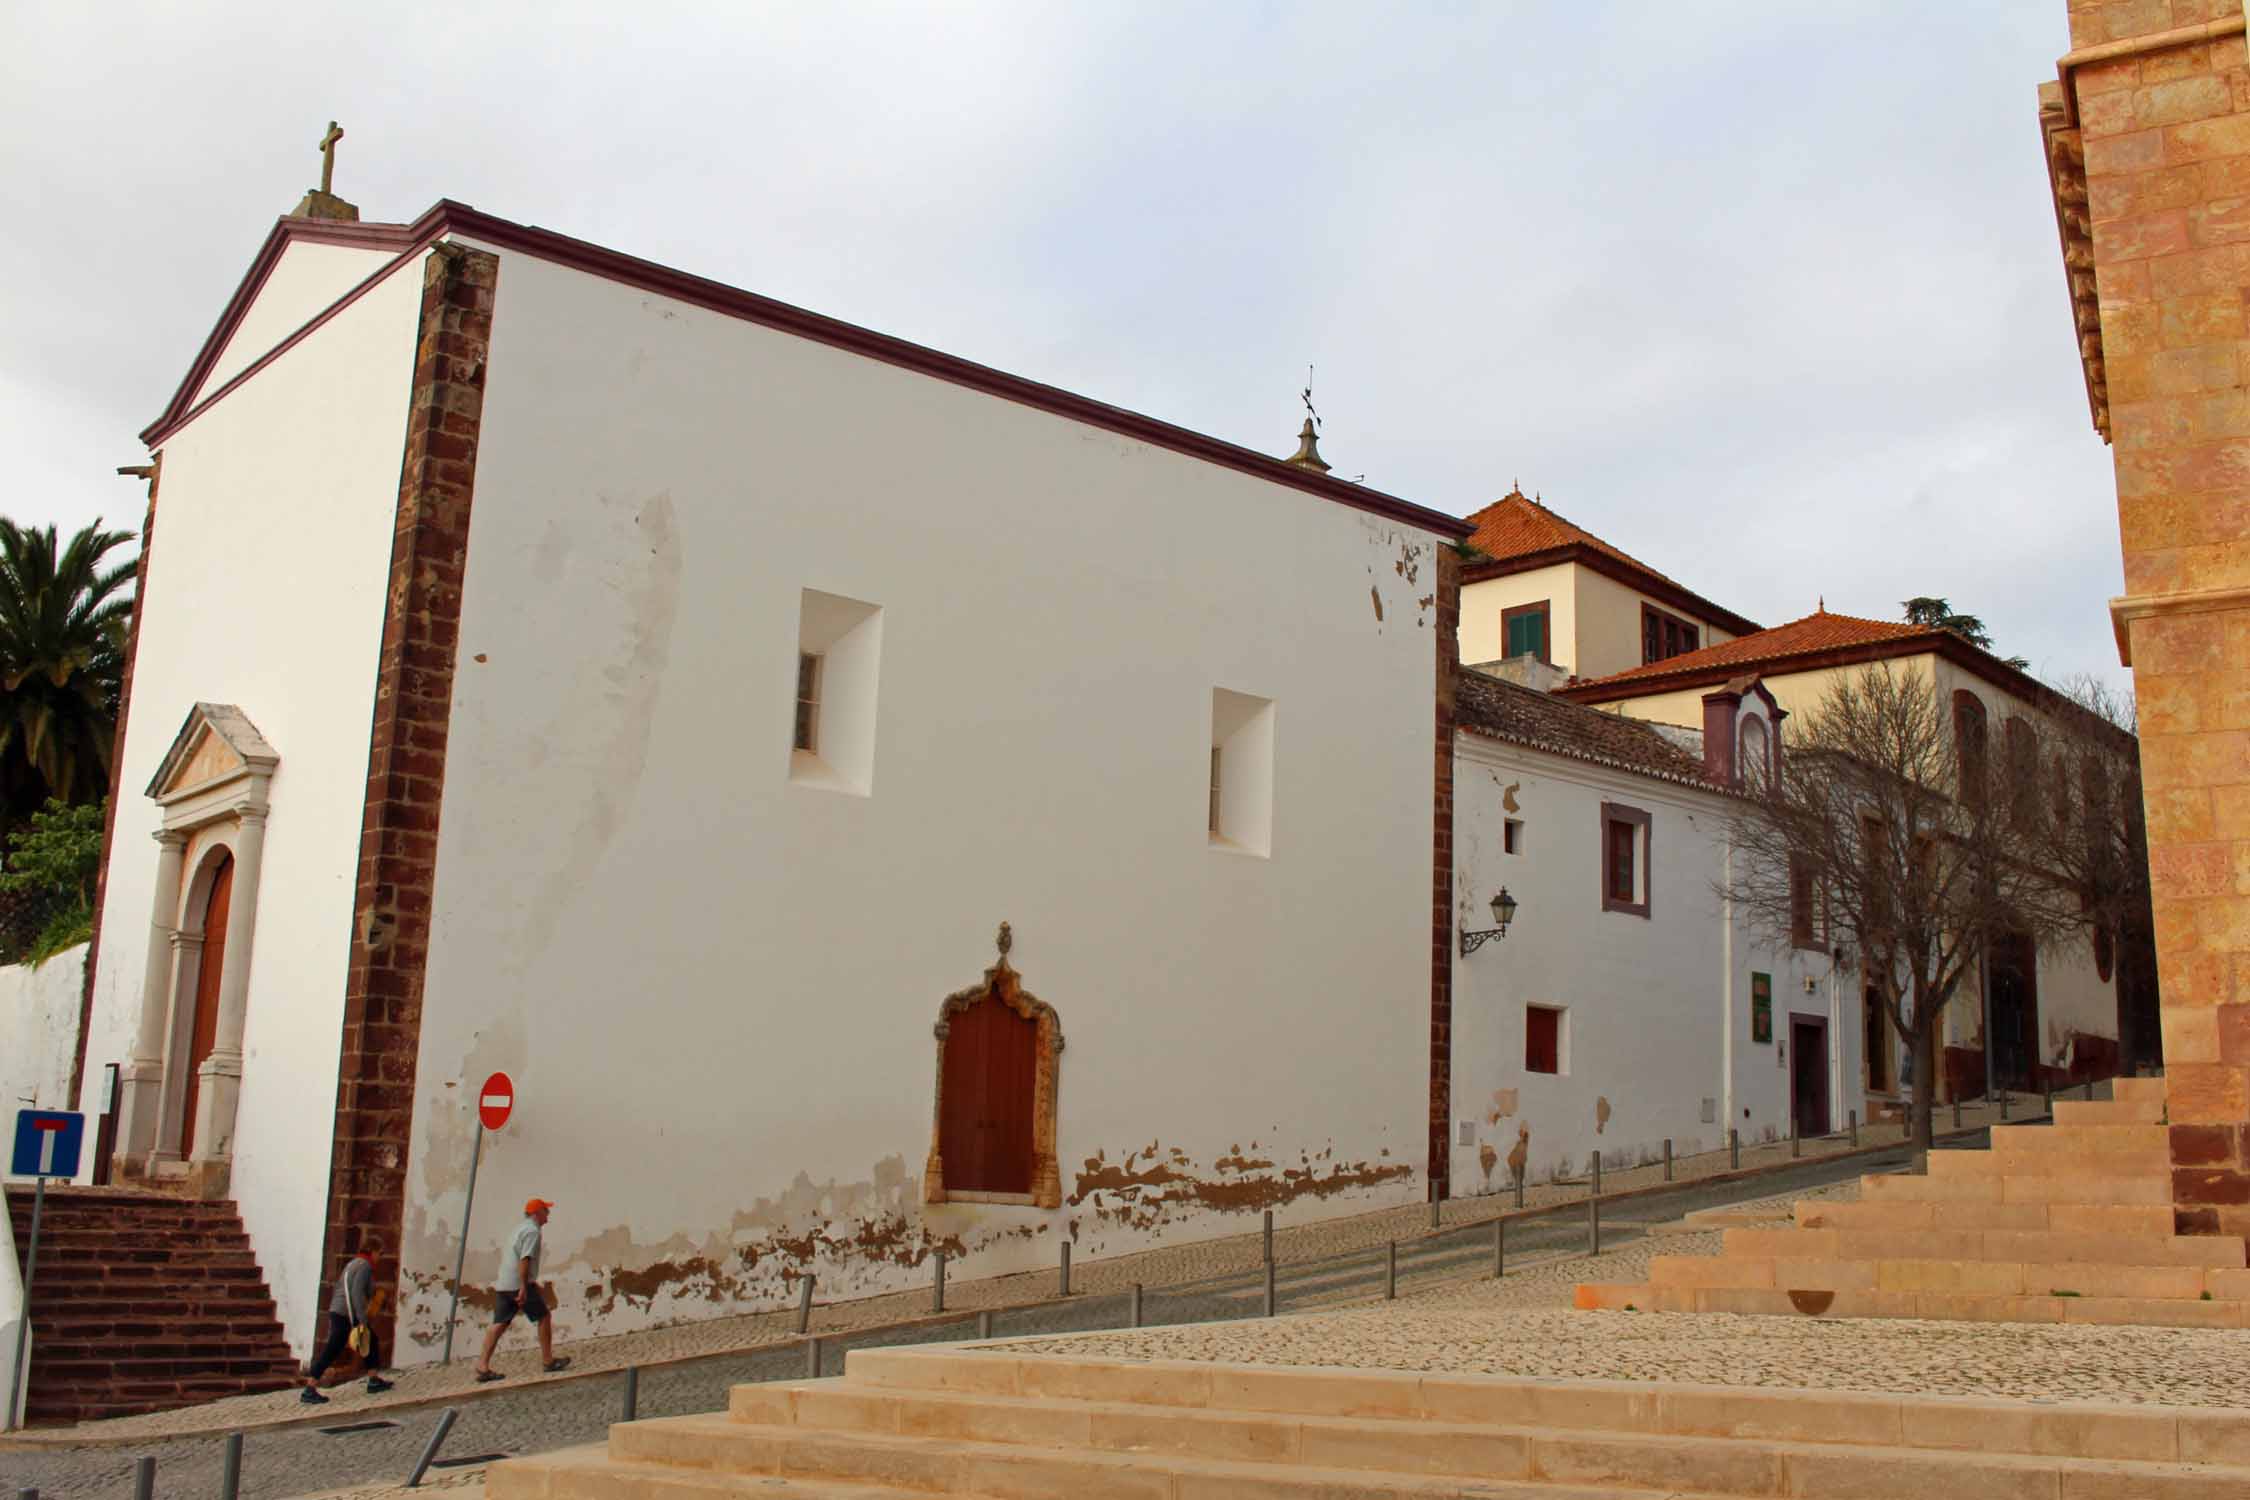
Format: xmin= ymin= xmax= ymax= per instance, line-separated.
xmin=300 ymin=1387 xmax=330 ymax=1405
xmin=366 ymin=1376 xmax=394 ymax=1394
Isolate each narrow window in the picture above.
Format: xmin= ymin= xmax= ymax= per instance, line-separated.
xmin=1208 ymin=746 xmax=1223 ymax=835
xmin=793 ymin=652 xmax=822 ymax=754
xmin=1739 ymin=715 xmax=1771 ymax=790
xmin=1640 ymin=603 xmax=1701 ymax=665
xmin=1600 ymin=802 xmax=1651 ymax=917
xmin=1502 ymin=600 xmax=1550 ymax=663
xmin=1952 ymin=689 xmax=1989 ymax=812
xmin=2005 ymin=718 xmax=2039 ymax=826
xmin=1526 ymin=1005 xmax=1563 ymax=1075
xmin=1789 ymin=858 xmax=1817 ymax=949
xmin=1503 ymin=817 xmax=1523 ymax=854
xmin=1864 ymin=987 xmax=1892 ymax=1092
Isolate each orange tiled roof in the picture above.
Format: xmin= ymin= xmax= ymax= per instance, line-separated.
xmin=1567 ymin=610 xmax=1946 ymax=692
xmin=1461 ymin=490 xmax=1757 ymax=635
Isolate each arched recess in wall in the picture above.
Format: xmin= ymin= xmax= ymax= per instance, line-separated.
xmin=1952 ymin=689 xmax=1989 ymax=808
xmin=922 ymin=923 xmax=1063 ymax=1209
xmin=169 ymin=842 xmax=238 ymax=1161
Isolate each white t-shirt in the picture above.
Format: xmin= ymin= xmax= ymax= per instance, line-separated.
xmin=497 ymin=1219 xmax=542 ymax=1292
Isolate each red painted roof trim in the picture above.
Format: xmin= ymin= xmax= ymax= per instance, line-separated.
xmin=147 ymin=200 xmax=1473 ymax=540
xmin=1461 ymin=542 xmax=1761 ymax=638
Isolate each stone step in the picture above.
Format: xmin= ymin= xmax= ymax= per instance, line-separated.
xmin=1931 ymin=1144 xmax=2170 ymax=1178
xmin=2054 ymin=1097 xmax=2167 ymax=1125
xmin=1579 ymin=1280 xmax=2250 ymax=1329
xmin=2114 ymin=1076 xmax=2168 ymax=1106
xmin=1793 ymin=1199 xmax=2175 ymax=1234
xmin=1722 ymin=1226 xmax=2247 ymax=1268
xmin=1990 ymin=1123 xmax=2171 ymax=1152
xmin=1858 ymin=1170 xmax=2172 ymax=1206
xmin=1649 ymin=1253 xmax=2249 ymax=1300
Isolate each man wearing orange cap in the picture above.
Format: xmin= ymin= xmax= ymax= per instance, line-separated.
xmin=474 ymin=1197 xmax=567 ymax=1381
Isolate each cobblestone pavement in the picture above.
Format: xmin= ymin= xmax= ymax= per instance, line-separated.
xmin=0 ymin=1140 xmax=1929 ymax=1498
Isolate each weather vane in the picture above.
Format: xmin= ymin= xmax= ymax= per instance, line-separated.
xmin=1301 ymin=364 xmax=1321 ymax=434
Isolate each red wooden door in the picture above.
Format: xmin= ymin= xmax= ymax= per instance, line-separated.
xmin=939 ymin=993 xmax=1035 ymax=1194
xmin=179 ymin=854 xmax=233 ymax=1159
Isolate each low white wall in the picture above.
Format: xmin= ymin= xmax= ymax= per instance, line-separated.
xmin=0 ymin=945 xmax=88 ymax=1171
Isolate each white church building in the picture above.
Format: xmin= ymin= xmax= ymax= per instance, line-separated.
xmin=69 ymin=187 xmax=1469 ymax=1360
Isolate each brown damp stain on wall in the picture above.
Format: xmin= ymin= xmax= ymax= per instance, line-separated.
xmin=1505 ymin=1124 xmax=1530 ymax=1182
xmin=1595 ymin=1097 xmax=1612 ymax=1135
xmin=1370 ymin=586 xmax=1384 ymax=623
xmin=1069 ymin=1140 xmax=1411 ymax=1233
xmin=1478 ymin=1143 xmax=1499 ymax=1182
xmin=1486 ymin=1089 xmax=1517 ymax=1125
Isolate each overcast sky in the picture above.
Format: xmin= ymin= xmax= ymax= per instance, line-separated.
xmin=0 ymin=2 xmax=2122 ymax=690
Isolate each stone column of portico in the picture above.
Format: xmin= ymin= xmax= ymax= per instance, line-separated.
xmin=188 ymin=805 xmax=267 ymax=1196
xmin=113 ymin=828 xmax=188 ymax=1170
xmin=2052 ymin=3 xmax=2250 ymax=1234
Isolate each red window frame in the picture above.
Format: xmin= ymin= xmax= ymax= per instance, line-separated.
xmin=1526 ymin=1005 xmax=1562 ymax=1074
xmin=1600 ymin=801 xmax=1651 ymax=918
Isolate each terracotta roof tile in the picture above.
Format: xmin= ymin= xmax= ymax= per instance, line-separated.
xmin=1456 ymin=669 xmax=1719 ymax=790
xmin=1460 ymin=490 xmax=1757 ymax=636
xmin=1567 ymin=610 xmax=1946 ymax=692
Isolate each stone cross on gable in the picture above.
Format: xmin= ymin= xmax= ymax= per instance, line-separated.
xmin=319 ymin=121 xmax=344 ymax=196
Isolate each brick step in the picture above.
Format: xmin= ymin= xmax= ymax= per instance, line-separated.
xmin=1858 ymin=1169 xmax=2172 ymax=1206
xmin=26 ymin=1374 xmax=300 ymax=1423
xmin=13 ymin=1225 xmax=253 ymax=1247
xmin=1723 ymin=1225 xmax=2247 ymax=1268
xmin=35 ymin=1337 xmax=299 ymax=1364
xmin=1579 ymin=1280 xmax=2250 ymax=1329
xmin=19 ymin=1246 xmax=260 ymax=1270
xmin=1649 ymin=1253 xmax=2250 ymax=1300
xmin=38 ymin=1354 xmax=302 ymax=1380
xmin=1793 ymin=1199 xmax=2174 ymax=1234
xmin=26 ymin=1260 xmax=268 ymax=1284
xmin=35 ymin=1316 xmax=286 ymax=1341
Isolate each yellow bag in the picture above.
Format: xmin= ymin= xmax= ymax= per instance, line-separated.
xmin=348 ymin=1323 xmax=371 ymax=1357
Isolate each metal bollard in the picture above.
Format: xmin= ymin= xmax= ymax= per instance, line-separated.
xmin=1729 ymin=1129 xmax=1740 ymax=1170
xmin=132 ymin=1459 xmax=155 ymax=1500
xmin=1429 ymin=1197 xmax=1440 ymax=1231
xmin=1662 ymin=1138 xmax=1673 ymax=1182
xmin=1953 ymin=1096 xmax=1962 ymax=1130
xmin=806 ymin=1336 xmax=822 ymax=1378
xmin=2043 ymin=1081 xmax=2053 ymax=1115
xmin=1493 ymin=1217 xmax=1505 ymax=1279
xmin=1060 ymin=1241 xmax=1072 ymax=1297
xmin=1590 ymin=1152 xmax=1602 ymax=1196
xmin=221 ymin=1433 xmax=243 ymax=1500
xmin=796 ymin=1274 xmax=814 ymax=1334
xmin=1263 ymin=1209 xmax=1274 ymax=1265
xmin=1585 ymin=1194 xmax=1600 ymax=1255
xmin=404 ymin=1409 xmax=458 ymax=1488
xmin=18 ymin=1488 xmax=36 ymax=1500
xmin=1130 ymin=1283 xmax=1144 ymax=1328
xmin=1849 ymin=1109 xmax=1858 ymax=1148
xmin=1384 ymin=1240 xmax=1397 ymax=1300
xmin=621 ymin=1367 xmax=638 ymax=1423
xmin=1263 ymin=1259 xmax=1277 ymax=1317
xmin=933 ymin=1251 xmax=946 ymax=1313
xmin=1513 ymin=1170 xmax=1525 ymax=1209
xmin=1791 ymin=1115 xmax=1801 ymax=1158
xmin=2001 ymin=1089 xmax=2010 ymax=1121
xmin=977 ymin=1310 xmax=993 ymax=1340
xmin=2085 ymin=1077 xmax=2095 ymax=1101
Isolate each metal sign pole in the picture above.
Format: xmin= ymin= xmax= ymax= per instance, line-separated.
xmin=440 ymin=1120 xmax=486 ymax=1366
xmin=5 ymin=1176 xmax=45 ymax=1432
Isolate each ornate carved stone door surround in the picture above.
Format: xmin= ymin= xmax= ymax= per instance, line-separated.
xmin=923 ymin=923 xmax=1063 ymax=1209
xmin=114 ymin=703 xmax=277 ymax=1197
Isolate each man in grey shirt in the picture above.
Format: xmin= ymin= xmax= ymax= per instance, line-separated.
xmin=475 ymin=1198 xmax=568 ymax=1381
xmin=302 ymin=1238 xmax=393 ymax=1403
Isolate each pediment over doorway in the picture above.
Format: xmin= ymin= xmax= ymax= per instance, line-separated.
xmin=146 ymin=703 xmax=279 ymax=804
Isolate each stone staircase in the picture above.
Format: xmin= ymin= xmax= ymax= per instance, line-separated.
xmin=5 ymin=1184 xmax=299 ymax=1424
xmin=1578 ymin=1076 xmax=2250 ymax=1328
xmin=489 ymin=1342 xmax=2250 ymax=1498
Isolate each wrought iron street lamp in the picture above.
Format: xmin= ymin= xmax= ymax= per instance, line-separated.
xmin=1459 ymin=887 xmax=1518 ymax=956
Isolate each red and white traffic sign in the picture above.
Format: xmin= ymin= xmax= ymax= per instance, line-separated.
xmin=478 ymin=1071 xmax=514 ymax=1132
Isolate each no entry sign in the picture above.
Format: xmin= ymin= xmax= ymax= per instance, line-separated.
xmin=478 ymin=1072 xmax=514 ymax=1131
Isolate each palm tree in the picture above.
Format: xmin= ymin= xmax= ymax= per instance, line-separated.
xmin=0 ymin=519 xmax=136 ymax=815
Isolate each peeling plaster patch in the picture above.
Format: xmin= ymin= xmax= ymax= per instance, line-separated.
xmin=1505 ymin=1125 xmax=1530 ymax=1182
xmin=1595 ymin=1097 xmax=1612 ymax=1135
xmin=1478 ymin=1143 xmax=1498 ymax=1181
xmin=1501 ymin=781 xmax=1520 ymax=814
xmin=1487 ymin=1088 xmax=1517 ymax=1125
xmin=1370 ymin=586 xmax=1384 ymax=623
xmin=1069 ymin=1142 xmax=1410 ymax=1233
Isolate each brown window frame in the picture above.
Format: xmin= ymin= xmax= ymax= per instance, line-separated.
xmin=1525 ymin=1004 xmax=1563 ymax=1075
xmin=1789 ymin=857 xmax=1820 ymax=950
xmin=1952 ymin=689 xmax=1989 ymax=812
xmin=1640 ymin=602 xmax=1701 ymax=665
xmin=1501 ymin=599 xmax=1551 ymax=663
xmin=1503 ymin=817 xmax=1523 ymax=855
xmin=1600 ymin=801 xmax=1651 ymax=918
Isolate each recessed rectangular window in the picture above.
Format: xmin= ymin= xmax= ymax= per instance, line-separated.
xmin=1789 ymin=857 xmax=1818 ymax=949
xmin=1503 ymin=818 xmax=1522 ymax=854
xmin=1640 ymin=603 xmax=1700 ymax=665
xmin=793 ymin=653 xmax=822 ymax=754
xmin=1208 ymin=688 xmax=1275 ymax=856
xmin=789 ymin=589 xmax=881 ymax=796
xmin=1526 ymin=1005 xmax=1564 ymax=1075
xmin=1600 ymin=801 xmax=1650 ymax=917
xmin=1502 ymin=600 xmax=1550 ymax=663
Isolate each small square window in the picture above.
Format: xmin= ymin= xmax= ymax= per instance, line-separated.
xmin=1503 ymin=818 xmax=1522 ymax=855
xmin=1526 ymin=1005 xmax=1564 ymax=1075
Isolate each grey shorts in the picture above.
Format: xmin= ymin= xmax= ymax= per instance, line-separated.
xmin=494 ymin=1285 xmax=548 ymax=1325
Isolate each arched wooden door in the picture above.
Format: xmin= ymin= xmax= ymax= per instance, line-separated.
xmin=179 ymin=853 xmax=233 ymax=1159
xmin=939 ymin=991 xmax=1035 ymax=1194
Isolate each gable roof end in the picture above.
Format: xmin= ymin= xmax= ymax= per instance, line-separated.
xmin=1458 ymin=490 xmax=1759 ymax=637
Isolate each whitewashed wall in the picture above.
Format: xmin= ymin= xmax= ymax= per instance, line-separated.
xmin=1449 ymin=732 xmax=1848 ymax=1196
xmin=395 ymin=243 xmax=1445 ymax=1359
xmin=192 ymin=241 xmax=401 ymax=406
xmin=80 ymin=256 xmax=426 ymax=1355
xmin=0 ymin=947 xmax=88 ymax=1164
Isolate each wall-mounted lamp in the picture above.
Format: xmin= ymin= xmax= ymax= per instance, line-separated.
xmin=1459 ymin=887 xmax=1518 ymax=956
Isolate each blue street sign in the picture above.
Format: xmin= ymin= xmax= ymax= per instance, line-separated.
xmin=10 ymin=1110 xmax=84 ymax=1179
